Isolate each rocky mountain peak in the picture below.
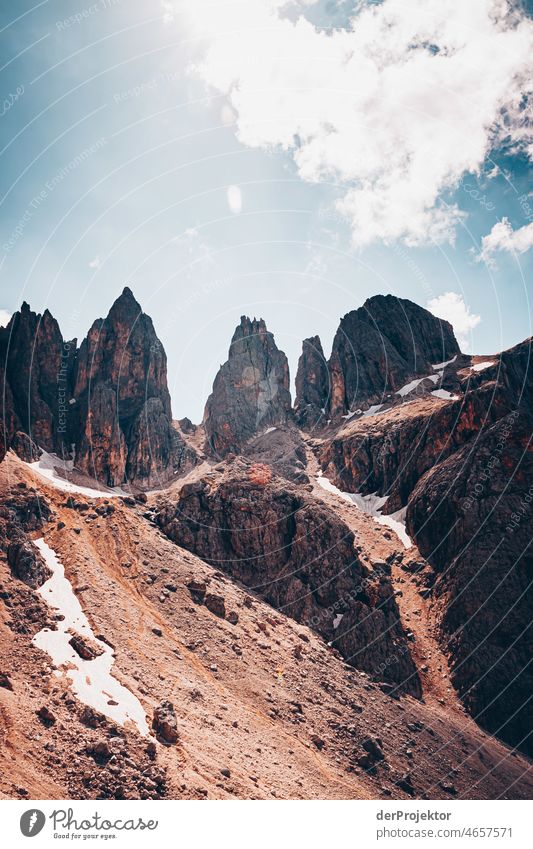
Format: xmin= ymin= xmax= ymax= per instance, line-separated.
xmin=295 ymin=336 xmax=329 ymax=428
xmin=327 ymin=295 xmax=461 ymax=417
xmin=204 ymin=316 xmax=292 ymax=456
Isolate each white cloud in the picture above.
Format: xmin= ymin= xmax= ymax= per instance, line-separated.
xmin=88 ymin=255 xmax=101 ymax=269
xmin=178 ymin=0 xmax=533 ymax=248
xmin=227 ymin=185 xmax=243 ymax=215
xmin=161 ymin=1 xmax=175 ymax=24
xmin=476 ymin=217 xmax=533 ymax=268
xmin=0 ymin=309 xmax=11 ymax=327
xmin=427 ymin=291 xmax=481 ymax=350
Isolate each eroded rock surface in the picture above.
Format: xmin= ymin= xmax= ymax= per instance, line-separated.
xmin=204 ymin=317 xmax=292 ymax=457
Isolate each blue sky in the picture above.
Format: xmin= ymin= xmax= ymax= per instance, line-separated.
xmin=1 ymin=0 xmax=532 ymax=421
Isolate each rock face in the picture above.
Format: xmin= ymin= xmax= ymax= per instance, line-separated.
xmin=320 ymin=383 xmax=508 ymax=512
xmin=407 ymin=413 xmax=533 ymax=756
xmin=1 ymin=289 xmax=196 ymax=489
xmin=73 ymin=287 xmax=195 ymax=488
xmin=321 ymin=336 xmax=533 ymax=756
xmin=152 ymin=700 xmax=179 ymax=746
xmin=156 ymin=474 xmax=420 ymax=696
xmin=326 ymin=295 xmax=460 ymax=418
xmin=294 ymin=336 xmax=329 ymax=428
xmin=0 ymin=303 xmax=76 ymax=457
xmin=0 ymin=487 xmax=52 ymax=588
xmin=204 ymin=317 xmax=292 ymax=456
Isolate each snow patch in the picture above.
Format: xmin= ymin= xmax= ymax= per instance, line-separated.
xmin=316 ymin=473 xmax=412 ymax=548
xmin=263 ymin=427 xmax=277 ymax=435
xmin=432 ymin=355 xmax=457 ymax=370
xmin=27 ymin=451 xmax=126 ymax=499
xmin=431 ymin=389 xmax=459 ymax=401
xmin=361 ymin=404 xmax=384 ymax=418
xmin=333 ymin=613 xmax=344 ymax=629
xmin=32 ymin=539 xmax=149 ymax=735
xmin=396 ymin=374 xmax=439 ymax=397
xmin=471 ymin=361 xmax=496 ymax=372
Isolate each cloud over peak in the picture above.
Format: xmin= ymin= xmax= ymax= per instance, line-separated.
xmin=178 ymin=0 xmax=533 ymax=248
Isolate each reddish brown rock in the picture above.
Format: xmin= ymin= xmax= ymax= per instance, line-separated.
xmin=72 ymin=287 xmax=196 ymax=487
xmin=156 ymin=475 xmax=420 ymax=695
xmin=152 ymin=700 xmax=179 ymax=746
xmin=0 ymin=302 xmax=76 ymax=455
xmin=326 ymin=295 xmax=459 ymax=417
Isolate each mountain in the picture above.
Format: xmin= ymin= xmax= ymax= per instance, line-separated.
xmin=1 ymin=289 xmax=532 ymax=800
xmin=327 ymin=295 xmax=460 ymax=417
xmin=294 ymin=336 xmax=329 ymax=428
xmin=0 ymin=288 xmax=196 ymax=489
xmin=203 ymin=316 xmax=292 ymax=456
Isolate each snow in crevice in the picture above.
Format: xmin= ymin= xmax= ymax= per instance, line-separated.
xmin=471 ymin=361 xmax=496 ymax=372
xmin=32 ymin=539 xmax=149 ymax=736
xmin=333 ymin=613 xmax=344 ymax=629
xmin=432 ymin=355 xmax=457 ymax=370
xmin=396 ymin=374 xmax=439 ymax=397
xmin=316 ymin=472 xmax=412 ymax=548
xmin=431 ymin=388 xmax=460 ymax=400
xmin=361 ymin=404 xmax=384 ymax=418
xmin=27 ymin=451 xmax=126 ymax=499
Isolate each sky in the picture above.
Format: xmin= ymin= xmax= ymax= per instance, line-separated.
xmin=0 ymin=0 xmax=532 ymax=422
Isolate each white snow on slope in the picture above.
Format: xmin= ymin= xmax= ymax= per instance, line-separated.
xmin=431 ymin=389 xmax=459 ymax=401
xmin=432 ymin=355 xmax=457 ymax=370
xmin=471 ymin=361 xmax=496 ymax=372
xmin=32 ymin=539 xmax=148 ymax=735
xmin=396 ymin=374 xmax=439 ymax=397
xmin=316 ymin=473 xmax=412 ymax=549
xmin=362 ymin=404 xmax=385 ymax=418
xmin=27 ymin=451 xmax=126 ymax=499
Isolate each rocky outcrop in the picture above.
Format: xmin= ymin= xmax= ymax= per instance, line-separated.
xmin=72 ymin=287 xmax=196 ymax=488
xmin=0 ymin=487 xmax=52 ymax=588
xmin=320 ymin=336 xmax=533 ymax=756
xmin=156 ymin=474 xmax=420 ymax=696
xmin=1 ymin=289 xmax=196 ymax=489
xmin=152 ymin=700 xmax=179 ymax=746
xmin=294 ymin=336 xmax=329 ymax=428
xmin=0 ymin=303 xmax=76 ymax=456
xmin=326 ymin=296 xmax=460 ymax=417
xmin=407 ymin=412 xmax=533 ymax=756
xmin=320 ymin=383 xmax=508 ymax=512
xmin=243 ymin=427 xmax=308 ymax=483
xmin=203 ymin=317 xmax=292 ymax=456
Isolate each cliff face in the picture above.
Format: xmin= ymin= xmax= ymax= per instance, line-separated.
xmin=320 ymin=337 xmax=533 ymax=755
xmin=72 ymin=287 xmax=195 ymax=488
xmin=0 ymin=289 xmax=196 ymax=488
xmin=203 ymin=317 xmax=292 ymax=456
xmin=326 ymin=296 xmax=460 ymax=417
xmin=0 ymin=303 xmax=76 ymax=458
xmin=156 ymin=472 xmax=421 ymax=697
xmin=294 ymin=336 xmax=329 ymax=428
